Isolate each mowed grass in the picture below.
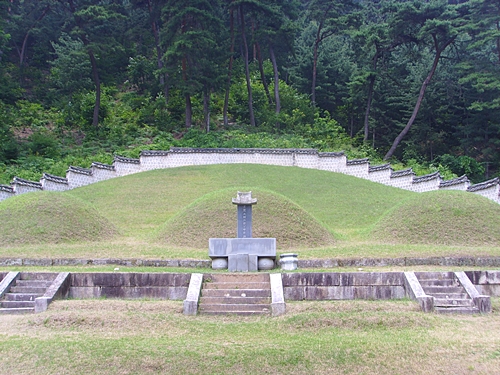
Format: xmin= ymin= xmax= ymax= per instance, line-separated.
xmin=1 ymin=298 xmax=499 ymax=375
xmin=1 ymin=164 xmax=500 ymax=259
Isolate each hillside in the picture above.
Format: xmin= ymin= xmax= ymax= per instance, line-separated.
xmin=1 ymin=164 xmax=500 ymax=259
xmin=0 ymin=192 xmax=118 ymax=245
xmin=370 ymin=190 xmax=500 ymax=246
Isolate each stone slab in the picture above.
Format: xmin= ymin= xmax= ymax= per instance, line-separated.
xmin=209 ymin=238 xmax=276 ymax=258
xmin=283 ymin=286 xmax=405 ymax=300
xmin=228 ymin=254 xmax=249 ymax=272
xmin=184 ymin=273 xmax=203 ymax=315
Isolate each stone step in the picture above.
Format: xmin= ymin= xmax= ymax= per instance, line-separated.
xmin=19 ymin=272 xmax=57 ymax=282
xmin=0 ymin=300 xmax=35 ymax=308
xmin=0 ymin=307 xmax=34 ymax=315
xmin=415 ymin=272 xmax=455 ymax=280
xmin=4 ymin=293 xmax=43 ymax=301
xmin=202 ymin=282 xmax=270 ymax=290
xmin=435 ymin=306 xmax=479 ymax=315
xmin=201 ymin=288 xmax=271 ymax=298
xmin=201 ymin=310 xmax=270 ymax=316
xmin=421 ymin=286 xmax=464 ymax=295
xmin=199 ymin=296 xmax=271 ymax=305
xmin=419 ymin=279 xmax=458 ymax=287
xmin=15 ymin=280 xmax=52 ymax=288
xmin=205 ymin=273 xmax=270 ymax=283
xmin=434 ymin=298 xmax=474 ymax=307
xmin=199 ymin=303 xmax=271 ymax=313
xmin=10 ymin=286 xmax=47 ymax=294
xmin=429 ymin=292 xmax=469 ymax=300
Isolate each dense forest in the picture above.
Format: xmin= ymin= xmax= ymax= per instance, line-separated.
xmin=0 ymin=0 xmax=498 ymax=184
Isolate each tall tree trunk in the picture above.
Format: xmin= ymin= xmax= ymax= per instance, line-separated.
xmin=18 ymin=5 xmax=50 ymax=68
xmin=223 ymin=8 xmax=235 ymax=127
xmin=88 ymin=49 xmax=101 ymax=128
xmin=68 ymin=0 xmax=100 ymax=128
xmin=363 ymin=75 xmax=375 ymax=142
xmin=203 ymin=89 xmax=210 ymax=133
xmin=384 ymin=35 xmax=455 ymax=160
xmin=311 ymin=38 xmax=320 ymax=105
xmin=363 ymin=52 xmax=379 ymax=142
xmin=147 ymin=0 xmax=168 ymax=104
xmin=185 ymin=93 xmax=192 ymax=128
xmin=269 ymin=44 xmax=280 ymax=116
xmin=240 ymin=5 xmax=256 ymax=127
xmin=256 ymin=42 xmax=272 ymax=104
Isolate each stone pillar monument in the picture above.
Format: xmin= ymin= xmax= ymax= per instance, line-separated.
xmin=209 ymin=191 xmax=276 ymax=272
xmin=232 ymin=191 xmax=257 ymax=238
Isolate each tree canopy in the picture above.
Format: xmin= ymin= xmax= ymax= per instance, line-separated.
xmin=0 ymin=0 xmax=498 ymax=182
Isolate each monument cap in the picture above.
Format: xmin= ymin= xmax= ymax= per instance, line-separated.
xmin=232 ymin=191 xmax=257 ymax=205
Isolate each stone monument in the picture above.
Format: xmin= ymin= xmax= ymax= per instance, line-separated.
xmin=209 ymin=191 xmax=276 ymax=271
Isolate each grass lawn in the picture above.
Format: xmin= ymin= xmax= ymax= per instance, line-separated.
xmin=1 ymin=298 xmax=499 ymax=375
xmin=1 ymin=164 xmax=500 ymax=374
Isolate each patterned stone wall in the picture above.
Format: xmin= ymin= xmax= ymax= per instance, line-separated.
xmin=113 ymin=156 xmax=141 ymax=176
xmin=0 ymin=147 xmax=499 ymax=204
xmin=40 ymin=174 xmax=69 ymax=192
xmin=66 ymin=167 xmax=94 ymax=189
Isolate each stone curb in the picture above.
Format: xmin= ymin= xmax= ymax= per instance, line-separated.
xmin=1 ymin=256 xmax=500 ymax=268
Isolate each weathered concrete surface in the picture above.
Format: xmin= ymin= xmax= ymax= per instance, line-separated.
xmin=282 ymin=272 xmax=405 ymax=301
xmin=0 ymin=272 xmax=19 ymax=299
xmin=69 ymin=273 xmax=191 ymax=300
xmin=455 ymin=271 xmax=491 ymax=313
xmin=2 ymin=256 xmax=500 ymax=268
xmin=465 ymin=271 xmax=500 ymax=297
xmin=270 ymin=273 xmax=285 ymax=316
xmin=35 ymin=272 xmax=71 ymax=313
xmin=183 ymin=273 xmax=203 ymax=316
xmin=403 ymin=272 xmax=434 ymax=313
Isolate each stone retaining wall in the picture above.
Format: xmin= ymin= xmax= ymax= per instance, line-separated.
xmin=69 ymin=272 xmax=191 ymax=299
xmin=2 ymin=271 xmax=499 ymax=301
xmin=3 ymin=256 xmax=500 ymax=269
xmin=282 ymin=272 xmax=406 ymax=300
xmin=1 ymin=148 xmax=499 ymax=204
xmin=465 ymin=271 xmax=500 ymax=297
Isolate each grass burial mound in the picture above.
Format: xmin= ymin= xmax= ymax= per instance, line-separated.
xmin=156 ymin=189 xmax=335 ymax=249
xmin=370 ymin=190 xmax=500 ymax=246
xmin=0 ymin=192 xmax=118 ymax=246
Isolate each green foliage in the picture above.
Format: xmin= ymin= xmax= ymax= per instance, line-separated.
xmin=27 ymin=130 xmax=60 ymax=159
xmin=50 ymin=34 xmax=93 ymax=95
xmin=436 ymin=154 xmax=485 ymax=183
xmin=0 ymin=101 xmax=19 ymax=163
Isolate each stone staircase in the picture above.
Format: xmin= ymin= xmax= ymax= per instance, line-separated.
xmin=198 ymin=273 xmax=272 ymax=316
xmin=415 ymin=272 xmax=478 ymax=314
xmin=0 ymin=273 xmax=57 ymax=314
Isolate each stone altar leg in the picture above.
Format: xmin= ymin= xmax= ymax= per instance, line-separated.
xmin=228 ymin=254 xmax=249 ymax=272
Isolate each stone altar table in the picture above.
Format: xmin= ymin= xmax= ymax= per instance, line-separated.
xmin=209 ymin=191 xmax=276 ymax=271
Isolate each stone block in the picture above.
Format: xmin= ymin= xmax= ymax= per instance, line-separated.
xmin=209 ymin=238 xmax=276 ymax=257
xmin=338 ymin=272 xmax=403 ymax=286
xmin=281 ymin=273 xmax=340 ymax=287
xmin=228 ymin=254 xmax=249 ymax=272
xmin=248 ymin=254 xmax=258 ymax=271
xmin=183 ymin=273 xmax=203 ymax=315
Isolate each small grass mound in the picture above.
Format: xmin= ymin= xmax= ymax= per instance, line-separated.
xmin=370 ymin=190 xmax=500 ymax=246
xmin=156 ymin=188 xmax=335 ymax=249
xmin=0 ymin=192 xmax=118 ymax=245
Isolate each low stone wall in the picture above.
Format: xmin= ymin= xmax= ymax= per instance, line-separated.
xmin=1 ymin=271 xmax=499 ymax=302
xmin=1 ymin=147 xmax=499 ymax=204
xmin=465 ymin=271 xmax=500 ymax=297
xmin=281 ymin=272 xmax=406 ymax=300
xmin=69 ymin=272 xmax=191 ymax=300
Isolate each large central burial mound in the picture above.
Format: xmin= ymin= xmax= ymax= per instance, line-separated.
xmin=156 ymin=189 xmax=335 ymax=249
xmin=370 ymin=190 xmax=500 ymax=246
xmin=0 ymin=192 xmax=118 ymax=245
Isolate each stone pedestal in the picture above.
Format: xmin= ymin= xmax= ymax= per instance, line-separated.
xmin=209 ymin=192 xmax=276 ymax=271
